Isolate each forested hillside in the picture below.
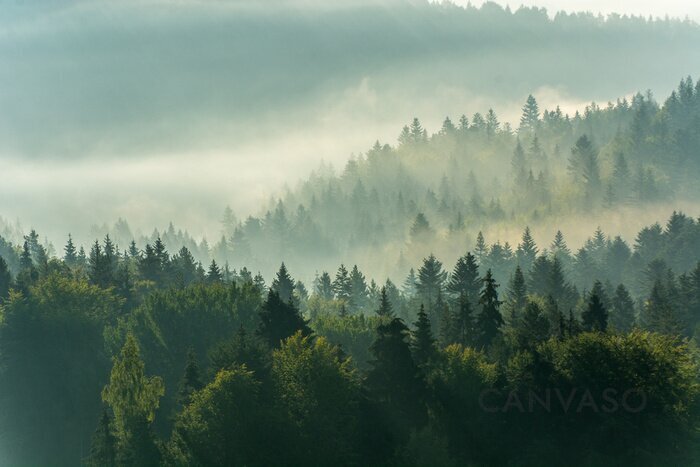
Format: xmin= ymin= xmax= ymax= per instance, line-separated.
xmin=0 ymin=211 xmax=699 ymax=465
xmin=71 ymin=76 xmax=700 ymax=282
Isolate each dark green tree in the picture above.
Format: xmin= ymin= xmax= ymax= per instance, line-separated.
xmin=271 ymin=262 xmax=295 ymax=303
xmin=86 ymin=409 xmax=117 ymax=467
xmin=257 ymin=290 xmax=311 ymax=348
xmin=64 ymin=234 xmax=78 ymax=267
xmin=476 ymin=269 xmax=503 ymax=348
xmin=178 ymin=348 xmax=203 ymax=407
xmin=411 ymin=305 xmax=436 ymax=366
xmin=581 ymin=281 xmax=608 ymax=332
xmin=376 ymin=286 xmax=394 ymax=318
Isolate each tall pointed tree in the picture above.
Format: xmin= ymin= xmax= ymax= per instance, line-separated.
xmin=271 ymin=262 xmax=295 ymax=303
xmin=476 ymin=269 xmax=504 ymax=348
xmin=411 ymin=305 xmax=436 ymax=367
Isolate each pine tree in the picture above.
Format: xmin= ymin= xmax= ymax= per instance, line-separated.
xmin=582 ymin=282 xmax=608 ymax=332
xmin=0 ymin=256 xmax=11 ymax=300
xmin=366 ymin=317 xmax=425 ymax=436
xmin=410 ymin=213 xmax=433 ymax=242
xmin=64 ymin=234 xmax=78 ymax=267
xmin=20 ymin=240 xmax=33 ymax=270
xmin=402 ymin=268 xmax=418 ymax=297
xmin=447 ymin=252 xmax=481 ymax=306
xmin=506 ymin=265 xmax=527 ymax=324
xmin=376 ymin=286 xmax=394 ymax=318
xmin=86 ymin=409 xmax=116 ymax=467
xmin=474 ymin=232 xmax=487 ymax=264
xmin=128 ymin=240 xmax=140 ymax=259
xmin=315 ymin=271 xmax=334 ymax=300
xmin=412 ymin=305 xmax=436 ymax=366
xmin=519 ymin=94 xmax=540 ymax=131
xmin=350 ymin=265 xmax=369 ymax=311
xmin=416 ymin=254 xmax=447 ymax=315
xmin=643 ymin=280 xmax=683 ymax=335
xmin=568 ymin=135 xmax=601 ymax=200
xmin=455 ymin=293 xmax=476 ymax=346
xmin=610 ymin=284 xmax=636 ymax=332
xmin=257 ymin=290 xmax=311 ymax=348
xmin=333 ymin=264 xmax=352 ymax=303
xmin=207 ymin=260 xmax=222 ymax=283
xmin=516 ymin=226 xmax=538 ymax=272
xmin=476 ymin=269 xmax=504 ymax=348
xmin=178 ymin=348 xmax=203 ymax=407
xmin=271 ymin=262 xmax=295 ymax=303
xmin=515 ymin=301 xmax=550 ymax=350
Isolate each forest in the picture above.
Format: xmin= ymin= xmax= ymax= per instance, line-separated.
xmin=0 ymin=208 xmax=699 ymax=465
xmin=1 ymin=1 xmax=700 ymax=466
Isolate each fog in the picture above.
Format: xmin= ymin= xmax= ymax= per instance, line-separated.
xmin=1 ymin=0 xmax=699 ymax=272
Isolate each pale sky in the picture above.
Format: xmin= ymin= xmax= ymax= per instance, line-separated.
xmin=446 ymin=0 xmax=700 ymax=21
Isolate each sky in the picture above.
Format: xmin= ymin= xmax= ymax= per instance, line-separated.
xmin=450 ymin=0 xmax=700 ymax=21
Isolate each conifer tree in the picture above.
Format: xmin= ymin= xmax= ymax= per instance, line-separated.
xmin=582 ymin=282 xmax=608 ymax=332
xmin=417 ymin=254 xmax=447 ymax=315
xmin=207 ymin=260 xmax=223 ymax=283
xmin=350 ymin=265 xmax=369 ymax=311
xmin=366 ymin=317 xmax=425 ymax=436
xmin=476 ymin=269 xmax=503 ymax=348
xmin=376 ymin=286 xmax=394 ymax=318
xmin=610 ymin=283 xmax=636 ymax=332
xmin=257 ymin=290 xmax=311 ymax=348
xmin=519 ymin=94 xmax=540 ymax=131
xmin=86 ymin=409 xmax=116 ymax=467
xmin=447 ymin=252 xmax=481 ymax=306
xmin=474 ymin=232 xmax=487 ymax=264
xmin=402 ymin=268 xmax=418 ymax=297
xmin=411 ymin=305 xmax=436 ymax=366
xmin=178 ymin=348 xmax=203 ymax=407
xmin=506 ymin=265 xmax=527 ymax=324
xmin=315 ymin=271 xmax=334 ymax=300
xmin=271 ymin=262 xmax=295 ymax=303
xmin=516 ymin=226 xmax=538 ymax=273
xmin=333 ymin=264 xmax=352 ymax=303
xmin=64 ymin=234 xmax=78 ymax=267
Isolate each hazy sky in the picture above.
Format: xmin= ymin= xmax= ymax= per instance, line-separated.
xmin=454 ymin=0 xmax=700 ymax=21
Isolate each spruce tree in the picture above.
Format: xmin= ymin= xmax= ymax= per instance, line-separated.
xmin=350 ymin=265 xmax=369 ymax=311
xmin=366 ymin=317 xmax=425 ymax=437
xmin=376 ymin=286 xmax=394 ymax=318
xmin=402 ymin=268 xmax=418 ymax=297
xmin=178 ymin=348 xmax=203 ymax=407
xmin=447 ymin=252 xmax=481 ymax=306
xmin=474 ymin=232 xmax=487 ymax=264
xmin=611 ymin=284 xmax=636 ymax=332
xmin=476 ymin=269 xmax=504 ymax=348
xmin=86 ymin=409 xmax=116 ymax=467
xmin=416 ymin=254 xmax=447 ymax=315
xmin=582 ymin=282 xmax=609 ymax=332
xmin=315 ymin=271 xmax=334 ymax=300
xmin=516 ymin=226 xmax=538 ymax=273
xmin=412 ymin=305 xmax=436 ymax=366
xmin=271 ymin=262 xmax=295 ymax=303
xmin=257 ymin=289 xmax=311 ymax=348
xmin=333 ymin=264 xmax=352 ymax=303
xmin=207 ymin=260 xmax=223 ymax=283
xmin=506 ymin=265 xmax=527 ymax=324
xmin=519 ymin=94 xmax=540 ymax=131
xmin=64 ymin=234 xmax=78 ymax=267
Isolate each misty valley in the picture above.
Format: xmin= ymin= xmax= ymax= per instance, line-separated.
xmin=1 ymin=1 xmax=700 ymax=466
